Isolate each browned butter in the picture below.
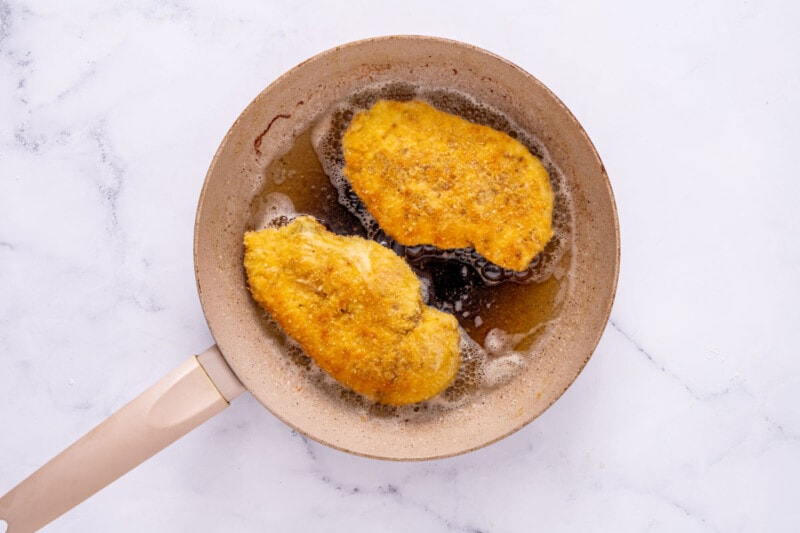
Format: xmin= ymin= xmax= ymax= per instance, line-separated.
xmin=246 ymin=83 xmax=573 ymax=418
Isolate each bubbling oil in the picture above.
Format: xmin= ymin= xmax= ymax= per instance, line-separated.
xmin=311 ymin=82 xmax=572 ymax=286
xmin=246 ymin=83 xmax=574 ymax=421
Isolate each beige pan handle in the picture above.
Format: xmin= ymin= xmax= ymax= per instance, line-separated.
xmin=0 ymin=346 xmax=245 ymax=533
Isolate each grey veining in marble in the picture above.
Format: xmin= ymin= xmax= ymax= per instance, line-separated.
xmin=2 ymin=0 xmax=799 ymax=531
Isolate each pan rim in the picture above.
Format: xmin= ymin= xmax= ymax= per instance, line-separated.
xmin=193 ymin=34 xmax=620 ymax=461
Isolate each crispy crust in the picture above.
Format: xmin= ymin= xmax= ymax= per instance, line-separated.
xmin=244 ymin=216 xmax=461 ymax=405
xmin=342 ymin=99 xmax=554 ymax=272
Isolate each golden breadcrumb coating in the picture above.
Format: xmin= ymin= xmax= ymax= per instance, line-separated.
xmin=244 ymin=216 xmax=461 ymax=405
xmin=342 ymin=99 xmax=554 ymax=272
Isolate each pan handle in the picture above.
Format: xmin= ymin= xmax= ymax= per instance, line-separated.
xmin=0 ymin=346 xmax=245 ymax=533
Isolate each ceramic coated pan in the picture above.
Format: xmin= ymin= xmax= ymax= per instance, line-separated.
xmin=0 ymin=36 xmax=619 ymax=532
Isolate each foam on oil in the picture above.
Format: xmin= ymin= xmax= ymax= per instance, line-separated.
xmin=246 ymin=82 xmax=575 ymax=422
xmin=311 ymin=81 xmax=572 ymax=286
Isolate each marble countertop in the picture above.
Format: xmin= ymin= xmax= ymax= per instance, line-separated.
xmin=1 ymin=1 xmax=798 ymax=531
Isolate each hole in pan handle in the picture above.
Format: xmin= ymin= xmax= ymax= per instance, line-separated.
xmin=0 ymin=346 xmax=244 ymax=533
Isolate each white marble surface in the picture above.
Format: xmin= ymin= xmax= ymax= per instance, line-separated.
xmin=1 ymin=1 xmax=799 ymax=531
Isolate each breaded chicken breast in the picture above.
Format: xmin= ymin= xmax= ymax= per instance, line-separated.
xmin=244 ymin=216 xmax=461 ymax=405
xmin=342 ymin=99 xmax=554 ymax=272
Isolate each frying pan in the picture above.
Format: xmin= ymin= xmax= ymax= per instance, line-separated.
xmin=0 ymin=36 xmax=619 ymax=532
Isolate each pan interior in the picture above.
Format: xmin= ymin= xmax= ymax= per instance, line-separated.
xmin=194 ymin=36 xmax=619 ymax=460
